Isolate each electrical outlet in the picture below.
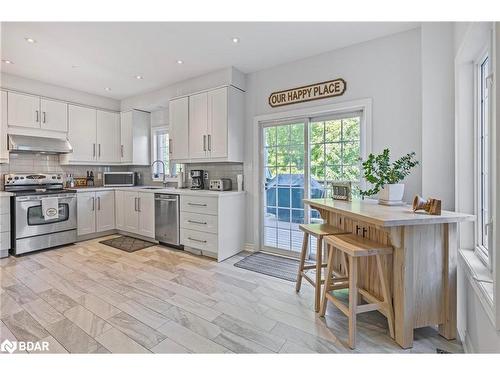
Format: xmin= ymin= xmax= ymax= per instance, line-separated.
xmin=204 ymin=172 xmax=209 ymax=179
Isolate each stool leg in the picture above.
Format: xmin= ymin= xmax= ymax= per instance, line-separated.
xmin=320 ymin=243 xmax=336 ymax=317
xmin=348 ymin=256 xmax=358 ymax=349
xmin=376 ymin=254 xmax=395 ymax=339
xmin=295 ymin=232 xmax=309 ymax=292
xmin=314 ymin=236 xmax=323 ymax=312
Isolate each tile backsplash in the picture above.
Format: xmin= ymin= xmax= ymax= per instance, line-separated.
xmin=0 ymin=154 xmax=244 ymax=191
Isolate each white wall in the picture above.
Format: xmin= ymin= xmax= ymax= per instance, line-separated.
xmin=421 ymin=23 xmax=455 ymax=209
xmin=0 ymin=73 xmax=120 ymax=111
xmin=244 ymin=28 xmax=423 ymax=247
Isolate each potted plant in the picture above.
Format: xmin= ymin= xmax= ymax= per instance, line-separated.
xmin=359 ymin=149 xmax=419 ymax=205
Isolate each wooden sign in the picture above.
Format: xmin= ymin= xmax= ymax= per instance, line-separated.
xmin=268 ymin=78 xmax=346 ymax=107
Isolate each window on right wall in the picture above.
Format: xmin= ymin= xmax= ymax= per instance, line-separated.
xmin=476 ymin=52 xmax=493 ymax=268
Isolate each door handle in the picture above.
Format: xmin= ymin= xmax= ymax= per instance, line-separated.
xmin=97 ymin=196 xmax=101 ymax=211
xmin=98 ymin=144 xmax=101 ymax=158
xmin=134 ymin=197 xmax=138 ymax=211
xmin=187 ymin=219 xmax=207 ymax=225
xmin=208 ymin=134 xmax=211 ymax=151
xmin=121 ymin=145 xmax=124 ymax=158
xmin=188 ymin=237 xmax=207 ymax=244
xmin=91 ymin=197 xmax=95 ymax=211
xmin=187 ymin=202 xmax=207 ymax=207
xmin=93 ymin=144 xmax=96 ymax=158
xmin=203 ymin=135 xmax=206 ymax=151
xmin=42 ymin=111 xmax=46 ymax=124
xmin=35 ymin=110 xmax=39 ymax=123
xmin=169 ymin=139 xmax=173 ymax=155
xmin=137 ymin=197 xmax=141 ymax=212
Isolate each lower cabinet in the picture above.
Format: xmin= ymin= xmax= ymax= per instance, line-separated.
xmin=77 ymin=190 xmax=115 ymax=236
xmin=0 ymin=196 xmax=11 ymax=258
xmin=180 ymin=193 xmax=245 ymax=262
xmin=115 ymin=190 xmax=155 ymax=239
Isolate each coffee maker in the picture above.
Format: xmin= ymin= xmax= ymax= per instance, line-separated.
xmin=190 ymin=169 xmax=204 ymax=190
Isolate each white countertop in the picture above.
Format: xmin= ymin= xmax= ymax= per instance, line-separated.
xmin=0 ymin=191 xmax=14 ymax=197
xmin=74 ymin=186 xmax=245 ymax=197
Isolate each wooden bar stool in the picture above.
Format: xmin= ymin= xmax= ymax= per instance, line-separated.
xmin=320 ymin=233 xmax=394 ymax=349
xmin=295 ymin=223 xmax=347 ymax=312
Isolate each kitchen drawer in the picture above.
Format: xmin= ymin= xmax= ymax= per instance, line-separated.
xmin=0 ymin=197 xmax=10 ymax=214
xmin=0 ymin=231 xmax=10 ymax=251
xmin=0 ymin=213 xmax=10 ymax=232
xmin=180 ymin=211 xmax=218 ymax=234
xmin=181 ymin=195 xmax=218 ymax=215
xmin=181 ymin=228 xmax=218 ymax=253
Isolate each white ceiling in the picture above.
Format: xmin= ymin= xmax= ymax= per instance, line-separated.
xmin=1 ymin=22 xmax=419 ymax=100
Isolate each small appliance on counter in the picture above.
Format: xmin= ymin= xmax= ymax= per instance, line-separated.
xmin=209 ymin=178 xmax=232 ymax=191
xmin=103 ymin=172 xmax=135 ymax=187
xmin=190 ymin=170 xmax=204 ymax=190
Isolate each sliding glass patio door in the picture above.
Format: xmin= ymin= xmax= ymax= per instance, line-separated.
xmin=261 ymin=112 xmax=362 ymax=257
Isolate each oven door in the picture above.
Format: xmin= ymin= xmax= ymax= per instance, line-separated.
xmin=15 ymin=194 xmax=77 ymax=239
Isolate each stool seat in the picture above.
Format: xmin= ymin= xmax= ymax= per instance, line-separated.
xmin=325 ymin=234 xmax=393 ymax=257
xmin=295 ymin=223 xmax=348 ymax=312
xmin=298 ymin=223 xmax=346 ymax=237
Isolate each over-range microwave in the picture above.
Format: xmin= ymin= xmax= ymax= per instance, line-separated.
xmin=103 ymin=172 xmax=136 ymax=187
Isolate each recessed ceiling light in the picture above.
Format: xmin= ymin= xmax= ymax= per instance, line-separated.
xmin=25 ymin=37 xmax=37 ymax=44
xmin=135 ymin=75 xmax=144 ymax=80
xmin=105 ymin=87 xmax=112 ymax=91
xmin=71 ymin=65 xmax=79 ymax=69
xmin=232 ymin=37 xmax=240 ymax=44
xmin=176 ymin=60 xmax=183 ymax=65
xmin=2 ymin=59 xmax=13 ymax=64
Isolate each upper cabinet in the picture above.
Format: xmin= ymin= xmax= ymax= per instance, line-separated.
xmin=169 ymin=97 xmax=189 ymax=160
xmin=169 ymin=86 xmax=244 ymax=163
xmin=0 ymin=91 xmax=8 ymax=163
xmin=7 ymin=92 xmax=68 ymax=133
xmin=120 ymin=110 xmax=151 ymax=165
xmin=64 ymin=105 xmax=122 ymax=165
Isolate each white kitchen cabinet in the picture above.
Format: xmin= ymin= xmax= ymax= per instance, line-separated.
xmin=7 ymin=92 xmax=68 ymax=133
xmin=40 ymin=98 xmax=68 ymax=132
xmin=97 ymin=110 xmax=120 ymax=163
xmin=188 ymin=92 xmax=208 ymax=159
xmin=207 ymin=87 xmax=228 ymax=158
xmin=115 ymin=190 xmax=155 ymax=239
xmin=170 ymin=86 xmax=244 ymax=163
xmin=96 ymin=190 xmax=115 ymax=232
xmin=7 ymin=92 xmax=39 ymax=129
xmin=67 ymin=105 xmax=97 ymax=162
xmin=180 ymin=193 xmax=245 ymax=262
xmin=138 ymin=192 xmax=155 ymax=238
xmin=1 ymin=91 xmax=8 ymax=163
xmin=169 ymin=97 xmax=189 ymax=160
xmin=77 ymin=190 xmax=115 ymax=237
xmin=122 ymin=190 xmax=140 ymax=233
xmin=120 ymin=110 xmax=150 ymax=165
xmin=0 ymin=196 xmax=11 ymax=258
xmin=77 ymin=192 xmax=97 ymax=236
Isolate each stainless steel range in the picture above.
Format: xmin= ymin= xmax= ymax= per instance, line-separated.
xmin=4 ymin=173 xmax=77 ymax=255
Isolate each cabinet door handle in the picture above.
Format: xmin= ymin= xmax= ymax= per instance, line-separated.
xmin=91 ymin=197 xmax=95 ymax=211
xmin=42 ymin=111 xmax=46 ymax=124
xmin=134 ymin=197 xmax=138 ymax=211
xmin=137 ymin=197 xmax=141 ymax=212
xmin=121 ymin=145 xmax=124 ymax=158
xmin=97 ymin=196 xmax=101 ymax=211
xmin=187 ymin=219 xmax=207 ymax=225
xmin=208 ymin=134 xmax=211 ymax=151
xmin=93 ymin=144 xmax=96 ymax=158
xmin=187 ymin=202 xmax=207 ymax=207
xmin=203 ymin=135 xmax=206 ymax=151
xmin=98 ymin=144 xmax=101 ymax=158
xmin=169 ymin=139 xmax=172 ymax=155
xmin=35 ymin=110 xmax=39 ymax=122
xmin=188 ymin=237 xmax=207 ymax=244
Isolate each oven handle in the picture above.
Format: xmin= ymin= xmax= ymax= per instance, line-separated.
xmin=16 ymin=195 xmax=76 ymax=202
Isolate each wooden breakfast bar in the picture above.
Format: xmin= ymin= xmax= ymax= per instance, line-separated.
xmin=303 ymin=198 xmax=474 ymax=349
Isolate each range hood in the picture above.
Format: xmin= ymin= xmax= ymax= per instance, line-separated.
xmin=8 ymin=134 xmax=73 ymax=154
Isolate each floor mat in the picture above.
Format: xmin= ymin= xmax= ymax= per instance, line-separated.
xmin=99 ymin=236 xmax=155 ymax=253
xmin=234 ymin=252 xmax=310 ymax=282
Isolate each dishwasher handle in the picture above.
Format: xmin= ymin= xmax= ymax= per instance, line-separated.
xmin=155 ymin=198 xmax=178 ymax=202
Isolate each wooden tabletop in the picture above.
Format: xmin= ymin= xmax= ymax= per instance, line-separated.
xmin=304 ymin=198 xmax=475 ymax=227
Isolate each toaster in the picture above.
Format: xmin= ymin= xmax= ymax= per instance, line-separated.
xmin=209 ymin=178 xmax=232 ymax=191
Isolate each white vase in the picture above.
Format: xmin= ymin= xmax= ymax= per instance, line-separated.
xmin=378 ymin=183 xmax=405 ymax=205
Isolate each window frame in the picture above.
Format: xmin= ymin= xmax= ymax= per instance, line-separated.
xmin=474 ymin=48 xmax=493 ymax=268
xmin=150 ymin=125 xmax=176 ymax=181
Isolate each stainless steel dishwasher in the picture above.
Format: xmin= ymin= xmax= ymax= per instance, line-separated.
xmin=154 ymin=193 xmax=181 ymax=247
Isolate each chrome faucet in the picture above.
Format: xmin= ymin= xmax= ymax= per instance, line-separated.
xmin=151 ymin=160 xmax=167 ymax=187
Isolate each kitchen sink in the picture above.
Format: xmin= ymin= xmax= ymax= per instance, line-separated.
xmin=141 ymin=187 xmax=164 ymax=190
